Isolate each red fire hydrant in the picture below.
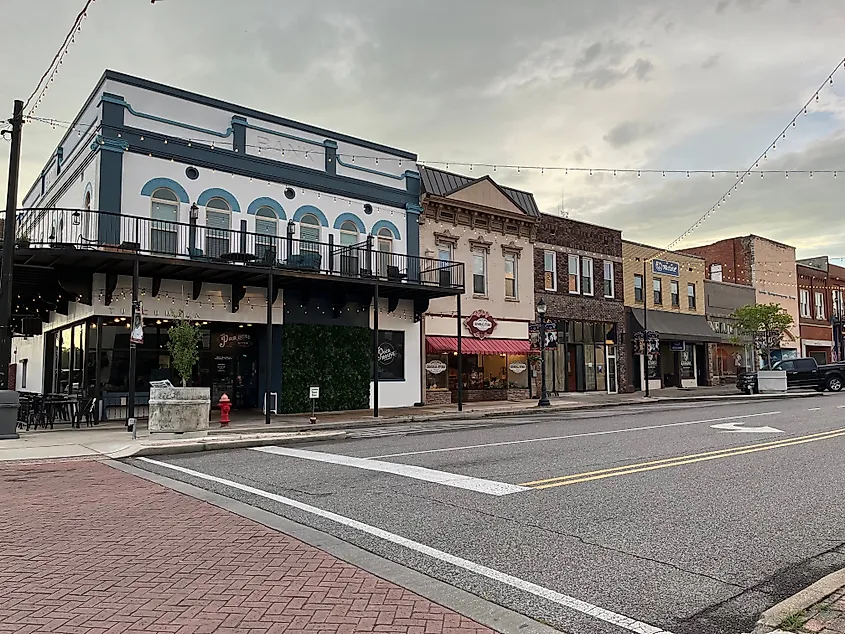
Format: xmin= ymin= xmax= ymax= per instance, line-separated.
xmin=219 ymin=393 xmax=231 ymax=427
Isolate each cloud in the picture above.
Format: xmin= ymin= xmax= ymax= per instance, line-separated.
xmin=604 ymin=121 xmax=658 ymax=147
xmin=702 ymin=54 xmax=720 ymax=69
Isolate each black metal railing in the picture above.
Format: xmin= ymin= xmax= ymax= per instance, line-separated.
xmin=16 ymin=208 xmax=465 ymax=291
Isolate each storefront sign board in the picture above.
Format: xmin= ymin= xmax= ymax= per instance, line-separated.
xmin=670 ymin=341 xmax=686 ymax=352
xmin=465 ymin=310 xmax=498 ymax=339
xmin=653 ymin=259 xmax=680 ymax=276
xmin=425 ymin=360 xmax=447 ymax=374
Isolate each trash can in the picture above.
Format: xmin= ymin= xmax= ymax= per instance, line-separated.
xmin=0 ymin=390 xmax=20 ymax=440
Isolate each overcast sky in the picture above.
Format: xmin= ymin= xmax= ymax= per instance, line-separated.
xmin=2 ymin=0 xmax=844 ymax=257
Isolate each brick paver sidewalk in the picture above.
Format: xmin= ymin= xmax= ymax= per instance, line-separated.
xmin=790 ymin=588 xmax=845 ymax=633
xmin=0 ymin=461 xmax=497 ymax=634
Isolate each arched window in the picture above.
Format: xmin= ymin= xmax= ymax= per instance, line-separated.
xmin=338 ymin=220 xmax=360 ymax=275
xmin=205 ymin=197 xmax=231 ymax=258
xmin=255 ymin=206 xmax=278 ymax=261
xmin=150 ymin=187 xmax=179 ymax=254
xmin=78 ymin=190 xmax=92 ymax=245
xmin=376 ymin=227 xmax=393 ymax=276
xmin=339 ymin=220 xmax=359 ymax=246
xmin=300 ymin=213 xmax=321 ymax=252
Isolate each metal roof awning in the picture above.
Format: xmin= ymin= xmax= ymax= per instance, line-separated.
xmin=426 ymin=336 xmax=530 ymax=355
xmin=630 ymin=308 xmax=721 ymax=343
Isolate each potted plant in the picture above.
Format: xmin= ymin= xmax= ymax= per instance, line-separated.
xmin=731 ymin=303 xmax=794 ymax=393
xmin=148 ymin=316 xmax=211 ymax=433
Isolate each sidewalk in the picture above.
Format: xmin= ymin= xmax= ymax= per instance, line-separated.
xmin=0 ymin=460 xmax=499 ymax=633
xmin=754 ymin=569 xmax=845 ymax=634
xmin=2 ymin=386 xmax=819 ymax=463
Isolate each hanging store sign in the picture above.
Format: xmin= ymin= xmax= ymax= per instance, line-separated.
xmin=652 ymin=259 xmax=680 ymax=276
xmin=465 ymin=310 xmax=498 ymax=339
xmin=130 ymin=302 xmax=144 ymax=345
xmin=425 ymin=360 xmax=448 ymax=374
xmin=670 ymin=341 xmax=686 ymax=352
xmin=508 ymin=362 xmax=527 ymax=374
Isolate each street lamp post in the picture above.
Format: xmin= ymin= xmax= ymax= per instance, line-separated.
xmin=643 ymin=258 xmax=650 ymax=398
xmin=537 ymin=299 xmax=550 ymax=407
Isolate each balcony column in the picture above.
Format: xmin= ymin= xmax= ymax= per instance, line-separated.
xmin=373 ymin=282 xmax=379 ymax=417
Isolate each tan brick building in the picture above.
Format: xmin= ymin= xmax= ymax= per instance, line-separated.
xmin=622 ymin=241 xmax=719 ymax=391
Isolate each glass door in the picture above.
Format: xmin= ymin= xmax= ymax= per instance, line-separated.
xmin=606 ymin=345 xmax=618 ymax=394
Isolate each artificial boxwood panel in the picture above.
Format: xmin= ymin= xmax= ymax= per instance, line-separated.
xmin=281 ymin=324 xmax=371 ymax=413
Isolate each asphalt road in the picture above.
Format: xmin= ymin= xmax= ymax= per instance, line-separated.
xmin=131 ymin=394 xmax=845 ymax=634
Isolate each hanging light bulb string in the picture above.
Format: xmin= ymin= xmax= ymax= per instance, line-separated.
xmin=23 ymin=0 xmax=95 ymax=116
xmin=665 ymin=56 xmax=845 ymax=252
xmin=24 ymin=114 xmax=845 ymax=179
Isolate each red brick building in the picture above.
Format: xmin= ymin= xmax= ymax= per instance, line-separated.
xmin=533 ymin=214 xmax=627 ymax=393
xmin=796 ymin=257 xmax=845 ymax=363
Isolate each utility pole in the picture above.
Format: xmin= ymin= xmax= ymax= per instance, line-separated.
xmin=643 ymin=258 xmax=650 ymax=398
xmin=0 ymin=100 xmax=25 ymax=391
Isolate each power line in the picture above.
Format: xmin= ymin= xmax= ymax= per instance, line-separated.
xmin=666 ymin=56 xmax=845 ymax=251
xmin=24 ymin=0 xmax=95 ymax=116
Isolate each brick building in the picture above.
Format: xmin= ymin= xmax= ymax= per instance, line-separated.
xmin=680 ymin=235 xmax=800 ymax=365
xmin=704 ymin=280 xmax=756 ymax=385
xmin=534 ymin=214 xmax=626 ymax=394
xmin=622 ymin=241 xmax=717 ymax=391
xmin=795 ymin=257 xmax=845 ymax=363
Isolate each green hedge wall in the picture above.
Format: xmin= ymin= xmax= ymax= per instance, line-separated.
xmin=281 ymin=324 xmax=371 ymax=413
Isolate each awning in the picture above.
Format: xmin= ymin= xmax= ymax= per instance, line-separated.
xmin=630 ymin=308 xmax=721 ymax=343
xmin=426 ymin=336 xmax=530 ymax=355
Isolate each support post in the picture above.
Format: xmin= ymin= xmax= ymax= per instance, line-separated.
xmin=127 ymin=258 xmax=139 ymax=430
xmin=538 ymin=315 xmax=550 ymax=406
xmin=94 ymin=316 xmax=103 ymax=423
xmin=643 ymin=258 xmax=650 ymax=398
xmin=0 ymin=100 xmax=24 ymax=393
xmin=373 ymin=283 xmax=379 ymax=417
xmin=266 ymin=270 xmax=273 ymax=425
xmin=456 ymin=293 xmax=462 ymax=412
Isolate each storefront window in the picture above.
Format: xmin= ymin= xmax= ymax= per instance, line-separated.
xmin=425 ymin=354 xmax=449 ymax=389
xmin=680 ymin=346 xmax=694 ymax=379
xmin=584 ymin=345 xmax=596 ymax=391
xmin=595 ymin=345 xmax=607 ymax=392
xmin=507 ymin=355 xmax=529 ymax=389
xmin=377 ymin=330 xmax=405 ymax=381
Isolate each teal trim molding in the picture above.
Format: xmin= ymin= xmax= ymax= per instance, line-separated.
xmin=405 ymin=202 xmax=423 ymax=215
xmin=247 ymin=197 xmax=286 ymax=219
xmin=335 ymin=155 xmax=409 ymax=181
xmin=90 ymin=135 xmax=129 ymax=153
xmin=372 ymin=219 xmax=401 ymax=240
xmin=333 ymin=213 xmax=365 ymax=233
xmin=293 ymin=205 xmax=329 ymax=227
xmin=101 ymin=94 xmax=235 ymax=139
xmin=140 ymin=178 xmax=190 ymax=203
xmin=197 ymin=188 xmax=241 ymax=212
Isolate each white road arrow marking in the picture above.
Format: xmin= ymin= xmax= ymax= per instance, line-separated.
xmin=711 ymin=421 xmax=784 ymax=433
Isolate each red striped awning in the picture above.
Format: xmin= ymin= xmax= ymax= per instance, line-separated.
xmin=426 ymin=336 xmax=530 ymax=355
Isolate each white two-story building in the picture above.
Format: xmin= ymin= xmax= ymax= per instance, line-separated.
xmin=12 ymin=70 xmax=463 ymax=419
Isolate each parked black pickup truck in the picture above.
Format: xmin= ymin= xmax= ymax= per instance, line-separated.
xmin=737 ymin=357 xmax=845 ymax=394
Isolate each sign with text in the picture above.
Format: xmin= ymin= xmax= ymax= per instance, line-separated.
xmin=377 ymin=330 xmax=405 ymax=380
xmin=425 ymin=360 xmax=447 ymax=374
xmin=670 ymin=341 xmax=686 ymax=352
xmin=216 ymin=332 xmax=253 ymax=350
xmin=465 ymin=310 xmax=498 ymax=339
xmin=309 ymin=386 xmax=320 ymax=399
xmin=652 ymin=259 xmax=680 ymax=276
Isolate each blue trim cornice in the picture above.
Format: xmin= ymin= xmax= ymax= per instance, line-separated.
xmin=333 ymin=213 xmax=366 ymax=233
xmin=140 ymin=177 xmax=190 ymax=203
xmin=102 ymin=94 xmax=235 ymax=140
xmin=293 ymin=205 xmax=329 ymax=227
xmin=335 ymin=156 xmax=414 ymax=182
xmin=247 ymin=197 xmax=286 ymax=219
xmin=405 ymin=202 xmax=423 ymax=216
xmin=197 ymin=188 xmax=241 ymax=212
xmin=90 ymin=135 xmax=129 ymax=153
xmin=372 ymin=220 xmax=402 ymax=240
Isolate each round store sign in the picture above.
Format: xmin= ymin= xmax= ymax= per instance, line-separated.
xmin=508 ymin=362 xmax=527 ymax=374
xmin=425 ymin=360 xmax=448 ymax=374
xmin=465 ymin=310 xmax=498 ymax=339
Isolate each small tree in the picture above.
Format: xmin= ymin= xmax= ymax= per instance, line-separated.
xmin=166 ymin=317 xmax=202 ymax=387
xmin=730 ymin=303 xmax=795 ymax=369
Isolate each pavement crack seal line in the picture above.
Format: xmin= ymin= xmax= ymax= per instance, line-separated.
xmin=520 ymin=427 xmax=845 ymax=490
xmin=138 ymin=456 xmax=675 ymax=634
xmin=369 ymin=411 xmax=782 ymax=460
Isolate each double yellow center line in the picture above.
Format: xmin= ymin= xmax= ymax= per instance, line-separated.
xmin=519 ymin=427 xmax=845 ymax=490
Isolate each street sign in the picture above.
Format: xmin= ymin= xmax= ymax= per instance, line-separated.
xmin=711 ymin=422 xmax=783 ymax=433
xmin=309 ymin=386 xmax=320 ymax=399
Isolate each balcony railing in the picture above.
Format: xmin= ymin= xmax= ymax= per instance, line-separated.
xmin=15 ymin=208 xmax=465 ymax=291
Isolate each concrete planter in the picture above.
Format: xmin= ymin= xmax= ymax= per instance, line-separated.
xmin=757 ymin=370 xmax=787 ymax=393
xmin=148 ymin=386 xmax=210 ymax=434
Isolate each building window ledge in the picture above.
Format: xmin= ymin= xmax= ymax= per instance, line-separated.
xmin=472 ymin=294 xmax=490 ymax=300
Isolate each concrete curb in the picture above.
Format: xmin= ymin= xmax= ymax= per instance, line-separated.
xmin=210 ymin=390 xmax=826 ymax=435
xmin=752 ymin=568 xmax=845 ymax=633
xmin=108 ymin=460 xmax=562 ymax=634
xmin=101 ymin=430 xmax=347 ymax=459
